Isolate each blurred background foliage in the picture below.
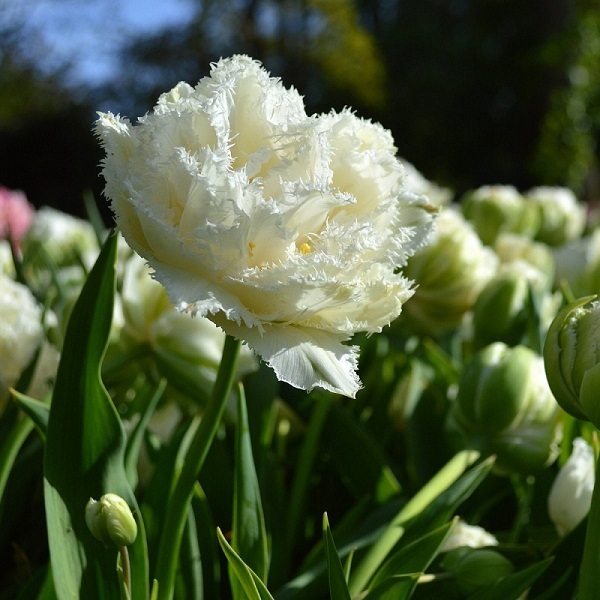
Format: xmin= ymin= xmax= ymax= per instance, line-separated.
xmin=1 ymin=0 xmax=600 ymax=219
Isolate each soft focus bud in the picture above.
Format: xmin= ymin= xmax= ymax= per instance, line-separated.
xmin=22 ymin=206 xmax=98 ymax=269
xmin=471 ymin=261 xmax=550 ymax=348
xmin=0 ymin=186 xmax=35 ymax=247
xmin=525 ymin=186 xmax=586 ymax=246
xmin=447 ymin=343 xmax=561 ymax=473
xmin=85 ymin=494 xmax=137 ymax=547
xmin=548 ymin=437 xmax=595 ymax=536
xmin=446 ymin=548 xmax=514 ymax=595
xmin=400 ymin=208 xmax=498 ymax=337
xmin=553 ymin=228 xmax=600 ymax=297
xmin=0 ymin=273 xmax=43 ymax=404
xmin=494 ymin=232 xmax=555 ymax=290
xmin=543 ymin=296 xmax=600 ymax=426
xmin=461 ymin=185 xmax=539 ymax=245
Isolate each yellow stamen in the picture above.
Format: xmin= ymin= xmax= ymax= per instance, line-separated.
xmin=299 ymin=242 xmax=312 ymax=254
xmin=248 ymin=242 xmax=256 ymax=257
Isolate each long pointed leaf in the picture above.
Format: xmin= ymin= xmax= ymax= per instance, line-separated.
xmin=323 ymin=513 xmax=352 ymax=600
xmin=232 ymin=384 xmax=269 ymax=598
xmin=217 ymin=528 xmax=274 ymax=600
xmin=43 ymin=232 xmax=148 ymax=599
xmin=11 ymin=390 xmax=49 ymax=436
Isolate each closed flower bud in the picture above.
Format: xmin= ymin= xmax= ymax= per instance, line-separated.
xmin=525 ymin=186 xmax=586 ymax=246
xmin=472 ymin=261 xmax=549 ymax=347
xmin=548 ymin=437 xmax=595 ymax=536
xmin=553 ymin=228 xmax=600 ymax=297
xmin=401 ymin=208 xmax=498 ymax=337
xmin=447 ymin=343 xmax=561 ymax=473
xmin=0 ymin=273 xmax=43 ymax=405
xmin=85 ymin=494 xmax=137 ymax=547
xmin=494 ymin=232 xmax=555 ymax=290
xmin=447 ymin=548 xmax=514 ymax=595
xmin=543 ymin=296 xmax=600 ymax=426
xmin=461 ymin=185 xmax=539 ymax=245
xmin=22 ymin=207 xmax=98 ymax=268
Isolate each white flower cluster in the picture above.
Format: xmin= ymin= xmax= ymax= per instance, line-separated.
xmin=97 ymin=55 xmax=435 ymax=397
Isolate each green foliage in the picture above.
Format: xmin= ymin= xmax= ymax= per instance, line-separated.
xmin=43 ymin=232 xmax=148 ymax=599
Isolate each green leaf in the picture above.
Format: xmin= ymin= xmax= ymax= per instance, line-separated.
xmin=11 ymin=390 xmax=49 ymax=436
xmin=43 ymin=232 xmax=148 ymax=600
xmin=217 ymin=528 xmax=274 ymax=600
xmin=323 ymin=403 xmax=401 ymax=503
xmin=123 ymin=379 xmax=167 ymax=489
xmin=232 ymin=384 xmax=269 ymax=598
xmin=578 ymin=454 xmax=600 ymax=600
xmin=362 ymin=574 xmax=421 ymax=600
xmin=348 ymin=450 xmax=483 ymax=595
xmin=190 ymin=484 xmax=220 ymax=599
xmin=178 ymin=502 xmax=202 ymax=598
xmin=0 ymin=404 xmax=34 ymax=505
xmin=323 ymin=513 xmax=352 ymax=600
xmin=368 ymin=522 xmax=453 ymax=591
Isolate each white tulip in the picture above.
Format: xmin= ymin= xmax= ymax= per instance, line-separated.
xmin=96 ymin=55 xmax=435 ymax=397
xmin=548 ymin=437 xmax=595 ymax=536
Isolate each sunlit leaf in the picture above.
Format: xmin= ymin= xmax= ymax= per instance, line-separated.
xmin=43 ymin=232 xmax=148 ymax=599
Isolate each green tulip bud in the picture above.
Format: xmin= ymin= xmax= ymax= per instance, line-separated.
xmin=525 ymin=186 xmax=586 ymax=246
xmin=461 ymin=185 xmax=539 ymax=246
xmin=85 ymin=494 xmax=137 ymax=547
xmin=553 ymin=229 xmax=600 ymax=297
xmin=401 ymin=208 xmax=498 ymax=337
xmin=447 ymin=548 xmax=514 ymax=595
xmin=494 ymin=233 xmax=555 ymax=290
xmin=447 ymin=343 xmax=561 ymax=473
xmin=543 ymin=295 xmax=600 ymax=426
xmin=472 ymin=263 xmax=543 ymax=347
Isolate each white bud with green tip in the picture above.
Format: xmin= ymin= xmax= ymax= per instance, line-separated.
xmin=85 ymin=493 xmax=137 ymax=547
xmin=447 ymin=342 xmax=561 ymax=473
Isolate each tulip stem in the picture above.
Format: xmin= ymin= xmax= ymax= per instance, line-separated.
xmin=579 ymin=453 xmax=600 ymax=600
xmin=119 ymin=546 xmax=132 ymax=599
xmin=154 ymin=334 xmax=241 ymax=600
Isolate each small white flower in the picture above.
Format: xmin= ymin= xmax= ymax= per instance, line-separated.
xmin=96 ymin=55 xmax=435 ymax=397
xmin=548 ymin=437 xmax=595 ymax=536
xmin=441 ymin=519 xmax=499 ymax=552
